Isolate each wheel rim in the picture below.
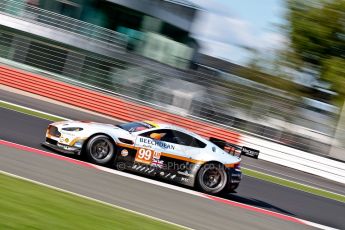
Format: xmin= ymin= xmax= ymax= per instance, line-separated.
xmin=90 ymin=139 xmax=112 ymax=160
xmin=201 ymin=167 xmax=224 ymax=190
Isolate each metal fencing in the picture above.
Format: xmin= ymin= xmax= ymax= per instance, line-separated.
xmin=0 ymin=0 xmax=127 ymax=49
xmin=0 ymin=3 xmax=339 ymax=156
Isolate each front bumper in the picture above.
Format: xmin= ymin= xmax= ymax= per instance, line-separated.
xmin=41 ymin=139 xmax=81 ymax=155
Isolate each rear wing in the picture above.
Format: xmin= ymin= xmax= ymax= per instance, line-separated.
xmin=209 ymin=137 xmax=260 ymax=159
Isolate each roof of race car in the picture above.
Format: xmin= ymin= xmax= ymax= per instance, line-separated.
xmin=143 ymin=121 xmax=201 ymax=138
xmin=144 ymin=120 xmax=185 ymax=130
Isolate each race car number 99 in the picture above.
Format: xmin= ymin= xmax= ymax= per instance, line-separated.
xmin=135 ymin=148 xmax=161 ymax=164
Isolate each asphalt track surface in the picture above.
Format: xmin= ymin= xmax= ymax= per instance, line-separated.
xmin=1 ymin=88 xmax=344 ymax=195
xmin=0 ymin=144 xmax=313 ymax=230
xmin=0 ymin=90 xmax=344 ymax=229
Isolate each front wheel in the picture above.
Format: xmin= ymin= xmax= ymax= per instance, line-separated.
xmin=196 ymin=163 xmax=228 ymax=194
xmin=85 ymin=135 xmax=115 ymax=165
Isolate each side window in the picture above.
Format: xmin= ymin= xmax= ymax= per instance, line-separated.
xmin=139 ymin=129 xmax=180 ymax=144
xmin=139 ymin=129 xmax=206 ymax=148
xmin=139 ymin=129 xmax=166 ymax=138
xmin=191 ymin=138 xmax=207 ymax=148
xmin=173 ymin=131 xmax=206 ymax=148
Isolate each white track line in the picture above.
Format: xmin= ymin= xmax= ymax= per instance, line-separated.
xmin=97 ymin=165 xmax=339 ymax=230
xmin=0 ymin=100 xmax=341 ymax=230
xmin=0 ymin=170 xmax=194 ymax=230
xmin=0 ymin=140 xmax=339 ymax=230
xmin=1 ymin=99 xmax=343 ymax=198
xmin=299 ymin=220 xmax=338 ymax=230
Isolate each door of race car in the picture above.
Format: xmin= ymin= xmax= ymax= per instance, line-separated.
xmin=134 ymin=129 xmax=186 ymax=169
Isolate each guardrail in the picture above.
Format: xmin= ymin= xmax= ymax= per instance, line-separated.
xmin=0 ymin=26 xmax=336 ymax=156
xmin=239 ymin=136 xmax=345 ymax=184
xmin=1 ymin=64 xmax=345 ymax=184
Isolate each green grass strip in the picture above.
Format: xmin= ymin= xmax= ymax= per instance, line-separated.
xmin=0 ymin=101 xmax=64 ymax=121
xmin=242 ymin=168 xmax=345 ymax=203
xmin=0 ymin=173 xmax=183 ymax=230
xmin=1 ymin=100 xmax=344 ymax=203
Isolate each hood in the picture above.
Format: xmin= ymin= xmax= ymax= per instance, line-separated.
xmin=54 ymin=120 xmax=117 ymax=130
xmin=51 ymin=120 xmax=130 ymax=138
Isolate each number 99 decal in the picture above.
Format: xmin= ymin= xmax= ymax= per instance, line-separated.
xmin=135 ymin=148 xmax=161 ymax=164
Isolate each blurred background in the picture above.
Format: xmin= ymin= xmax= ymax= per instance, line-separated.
xmin=0 ymin=0 xmax=344 ymax=160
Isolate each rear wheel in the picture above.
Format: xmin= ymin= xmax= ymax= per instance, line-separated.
xmin=86 ymin=135 xmax=115 ymax=165
xmin=197 ymin=163 xmax=227 ymax=194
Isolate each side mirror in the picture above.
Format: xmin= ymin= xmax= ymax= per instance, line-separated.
xmin=150 ymin=133 xmax=161 ymax=140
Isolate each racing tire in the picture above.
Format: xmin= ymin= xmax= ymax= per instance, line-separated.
xmin=196 ymin=163 xmax=228 ymax=194
xmin=85 ymin=135 xmax=115 ymax=165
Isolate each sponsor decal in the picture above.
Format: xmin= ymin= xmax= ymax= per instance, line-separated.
xmin=151 ymin=157 xmax=164 ymax=168
xmin=132 ymin=165 xmax=142 ymax=170
xmin=177 ymin=170 xmax=194 ymax=178
xmin=143 ymin=121 xmax=160 ymax=128
xmin=131 ymin=163 xmax=159 ymax=176
xmin=165 ymin=173 xmax=171 ymax=178
xmin=181 ymin=177 xmax=189 ymax=183
xmin=60 ymin=131 xmax=76 ymax=136
xmin=57 ymin=143 xmax=75 ymax=151
xmin=120 ymin=149 xmax=129 ymax=157
xmin=59 ymin=135 xmax=71 ymax=144
xmin=138 ymin=137 xmax=175 ymax=150
xmin=134 ymin=148 xmax=161 ymax=165
xmin=241 ymin=146 xmax=260 ymax=158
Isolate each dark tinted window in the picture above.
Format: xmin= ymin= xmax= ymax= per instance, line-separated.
xmin=173 ymin=131 xmax=206 ymax=148
xmin=140 ymin=129 xmax=206 ymax=148
xmin=117 ymin=122 xmax=154 ymax=132
xmin=139 ymin=129 xmax=179 ymax=144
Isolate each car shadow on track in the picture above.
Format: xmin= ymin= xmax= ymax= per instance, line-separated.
xmin=43 ymin=147 xmax=296 ymax=217
xmin=221 ymin=193 xmax=296 ymax=216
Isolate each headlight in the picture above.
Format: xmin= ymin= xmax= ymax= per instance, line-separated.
xmin=62 ymin=127 xmax=83 ymax=132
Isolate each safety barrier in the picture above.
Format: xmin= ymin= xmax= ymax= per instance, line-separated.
xmin=1 ymin=64 xmax=345 ymax=184
xmin=239 ymin=136 xmax=345 ymax=184
xmin=0 ymin=18 xmax=336 ymax=156
xmin=0 ymin=65 xmax=241 ymax=144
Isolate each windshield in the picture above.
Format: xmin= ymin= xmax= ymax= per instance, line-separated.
xmin=117 ymin=122 xmax=154 ymax=132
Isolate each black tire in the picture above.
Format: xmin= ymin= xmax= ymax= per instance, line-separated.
xmin=85 ymin=135 xmax=115 ymax=165
xmin=196 ymin=163 xmax=228 ymax=194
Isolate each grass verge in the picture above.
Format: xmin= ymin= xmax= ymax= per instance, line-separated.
xmin=0 ymin=173 xmax=183 ymax=230
xmin=1 ymin=100 xmax=344 ymax=203
xmin=0 ymin=101 xmax=64 ymax=122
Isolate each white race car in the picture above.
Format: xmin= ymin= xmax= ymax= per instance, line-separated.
xmin=42 ymin=120 xmax=259 ymax=194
